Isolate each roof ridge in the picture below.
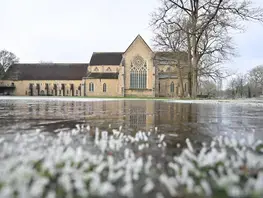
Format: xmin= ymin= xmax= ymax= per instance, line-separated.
xmin=14 ymin=63 xmax=89 ymax=65
xmin=93 ymin=52 xmax=123 ymax=54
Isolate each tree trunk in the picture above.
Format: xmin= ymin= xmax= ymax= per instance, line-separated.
xmin=186 ymin=27 xmax=192 ymax=97
xmin=177 ymin=64 xmax=184 ymax=97
xmin=190 ymin=11 xmax=198 ymax=98
xmin=191 ymin=54 xmax=198 ymax=98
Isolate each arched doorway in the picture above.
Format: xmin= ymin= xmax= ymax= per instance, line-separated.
xmin=45 ymin=83 xmax=49 ymax=96
xmin=61 ymin=84 xmax=65 ymax=96
xmin=29 ymin=83 xmax=34 ymax=96
xmin=36 ymin=84 xmax=40 ymax=96
xmin=70 ymin=84 xmax=74 ymax=96
xmin=78 ymin=85 xmax=81 ymax=96
xmin=53 ymin=84 xmax=57 ymax=96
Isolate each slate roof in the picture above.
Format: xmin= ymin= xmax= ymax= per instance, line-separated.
xmin=3 ymin=63 xmax=88 ymax=80
xmin=86 ymin=72 xmax=119 ymax=79
xmin=154 ymin=51 xmax=188 ymax=63
xmin=89 ymin=52 xmax=123 ymax=66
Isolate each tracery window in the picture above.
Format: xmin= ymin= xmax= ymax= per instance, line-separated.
xmin=89 ymin=82 xmax=94 ymax=92
xmin=130 ymin=55 xmax=147 ymax=89
xmin=170 ymin=82 xmax=174 ymax=93
xmin=103 ymin=83 xmax=106 ymax=92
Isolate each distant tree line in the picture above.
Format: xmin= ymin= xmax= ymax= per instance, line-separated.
xmin=225 ymin=65 xmax=263 ymax=98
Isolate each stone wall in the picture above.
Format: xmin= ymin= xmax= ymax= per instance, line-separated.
xmin=159 ymin=79 xmax=188 ymax=97
xmin=0 ymin=80 xmax=83 ymax=96
xmin=84 ymin=79 xmax=121 ymax=97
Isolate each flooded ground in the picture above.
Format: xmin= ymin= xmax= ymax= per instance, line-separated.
xmin=1 ymin=97 xmax=263 ymax=143
xmin=1 ymin=97 xmax=263 ymax=198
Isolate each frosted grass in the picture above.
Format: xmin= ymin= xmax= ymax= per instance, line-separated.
xmin=0 ymin=125 xmax=263 ymax=198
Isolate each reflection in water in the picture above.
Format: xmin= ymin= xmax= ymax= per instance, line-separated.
xmin=0 ymin=99 xmax=263 ymax=146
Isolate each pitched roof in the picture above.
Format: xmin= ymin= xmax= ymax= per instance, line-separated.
xmin=3 ymin=63 xmax=88 ymax=80
xmin=154 ymin=51 xmax=188 ymax=63
xmin=89 ymin=52 xmax=123 ymax=66
xmin=86 ymin=72 xmax=119 ymax=79
xmin=124 ymin=34 xmax=153 ymax=54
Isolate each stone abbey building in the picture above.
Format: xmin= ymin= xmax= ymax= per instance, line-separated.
xmin=0 ymin=35 xmax=189 ymax=97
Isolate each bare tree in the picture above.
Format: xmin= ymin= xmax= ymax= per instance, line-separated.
xmin=199 ymin=80 xmax=217 ymax=98
xmin=227 ymin=74 xmax=247 ymax=98
xmin=248 ymin=65 xmax=263 ymax=95
xmin=152 ymin=21 xmax=188 ymax=97
xmin=151 ymin=0 xmax=263 ymax=98
xmin=0 ymin=50 xmax=19 ymax=79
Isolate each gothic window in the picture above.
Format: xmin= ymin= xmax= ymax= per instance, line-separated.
xmin=94 ymin=67 xmax=99 ymax=72
xmin=170 ymin=82 xmax=174 ymax=93
xmin=89 ymin=82 xmax=94 ymax=92
xmin=130 ymin=55 xmax=147 ymax=89
xmin=103 ymin=83 xmax=106 ymax=92
xmin=106 ymin=67 xmax=111 ymax=72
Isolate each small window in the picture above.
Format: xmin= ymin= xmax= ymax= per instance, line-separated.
xmin=94 ymin=67 xmax=99 ymax=72
xmin=103 ymin=83 xmax=106 ymax=92
xmin=76 ymin=90 xmax=78 ymax=95
xmin=106 ymin=67 xmax=111 ymax=72
xmin=59 ymin=90 xmax=61 ymax=95
xmin=25 ymin=91 xmax=27 ymax=95
xmin=67 ymin=90 xmax=69 ymax=95
xmin=184 ymin=83 xmax=187 ymax=92
xmin=89 ymin=82 xmax=94 ymax=92
xmin=170 ymin=82 xmax=174 ymax=93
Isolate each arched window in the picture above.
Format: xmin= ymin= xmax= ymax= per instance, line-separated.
xmin=130 ymin=55 xmax=147 ymax=89
xmin=89 ymin=82 xmax=94 ymax=92
xmin=170 ymin=82 xmax=174 ymax=93
xmin=103 ymin=83 xmax=106 ymax=92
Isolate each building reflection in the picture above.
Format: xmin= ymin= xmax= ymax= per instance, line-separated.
xmin=2 ymin=100 xmax=263 ymax=142
xmin=0 ymin=100 xmax=200 ymax=132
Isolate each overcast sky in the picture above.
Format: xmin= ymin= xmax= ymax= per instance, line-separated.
xmin=1 ymin=0 xmax=263 ymax=75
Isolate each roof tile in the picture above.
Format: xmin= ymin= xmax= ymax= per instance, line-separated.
xmin=89 ymin=52 xmax=123 ymax=66
xmin=3 ymin=63 xmax=88 ymax=80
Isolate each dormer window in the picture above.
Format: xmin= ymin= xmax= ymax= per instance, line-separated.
xmin=106 ymin=67 xmax=111 ymax=72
